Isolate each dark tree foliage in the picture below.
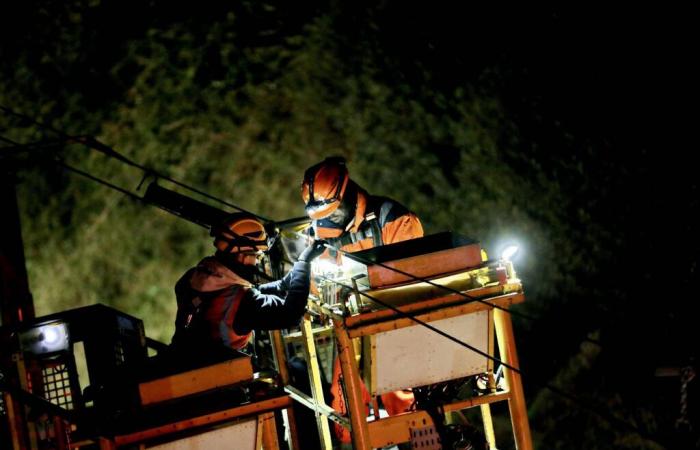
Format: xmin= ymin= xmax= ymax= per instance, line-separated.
xmin=1 ymin=2 xmax=696 ymax=448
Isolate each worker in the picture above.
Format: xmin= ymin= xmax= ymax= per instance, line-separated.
xmin=301 ymin=156 xmax=424 ymax=443
xmin=170 ymin=212 xmax=326 ymax=359
xmin=302 ymin=156 xmax=423 ymax=253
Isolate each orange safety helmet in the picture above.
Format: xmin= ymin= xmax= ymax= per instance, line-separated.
xmin=210 ymin=213 xmax=269 ymax=254
xmin=301 ymin=156 xmax=350 ymax=219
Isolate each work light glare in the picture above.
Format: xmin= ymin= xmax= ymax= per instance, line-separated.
xmin=501 ymin=244 xmax=519 ymax=261
xmin=312 ymin=258 xmax=340 ymax=276
xmin=42 ymin=326 xmax=61 ymax=345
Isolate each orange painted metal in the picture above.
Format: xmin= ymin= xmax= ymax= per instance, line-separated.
xmin=333 ymin=320 xmax=371 ymax=450
xmin=52 ymin=415 xmax=69 ymax=450
xmin=365 ymin=244 xmax=483 ymax=288
xmin=138 ymin=356 xmax=253 ymax=406
xmin=98 ymin=437 xmax=116 ymax=449
xmin=113 ymin=395 xmax=292 ymax=446
xmin=3 ymin=391 xmax=25 ymax=450
xmin=441 ymin=391 xmax=511 ymax=413
xmin=494 ymin=308 xmax=533 ymax=450
xmin=344 ymin=283 xmax=522 ymax=328
xmin=261 ymin=412 xmax=279 ymax=450
xmin=347 ymin=292 xmax=524 ymax=339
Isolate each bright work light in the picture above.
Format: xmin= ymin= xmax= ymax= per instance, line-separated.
xmin=312 ymin=257 xmax=341 ymax=277
xmin=19 ymin=322 xmax=70 ymax=355
xmin=501 ymin=244 xmax=519 ymax=261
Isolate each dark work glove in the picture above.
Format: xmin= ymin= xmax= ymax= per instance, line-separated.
xmin=298 ymin=239 xmax=327 ymax=262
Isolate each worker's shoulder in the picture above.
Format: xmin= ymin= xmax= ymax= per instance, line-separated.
xmin=366 ymin=195 xmax=412 ymax=224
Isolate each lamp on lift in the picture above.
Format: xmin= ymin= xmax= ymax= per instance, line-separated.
xmin=19 ymin=321 xmax=70 ymax=355
xmin=500 ymin=244 xmax=520 ymax=280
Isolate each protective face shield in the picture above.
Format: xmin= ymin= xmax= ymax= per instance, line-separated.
xmin=211 ymin=213 xmax=269 ymax=255
xmin=301 ymin=156 xmax=350 ymax=220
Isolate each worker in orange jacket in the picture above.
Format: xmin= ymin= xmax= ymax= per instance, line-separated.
xmin=170 ymin=213 xmax=326 ymax=358
xmin=301 ymin=156 xmax=424 ymax=443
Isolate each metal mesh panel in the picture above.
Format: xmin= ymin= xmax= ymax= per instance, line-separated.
xmin=0 ymin=394 xmax=5 ymax=416
xmin=41 ymin=364 xmax=74 ymax=410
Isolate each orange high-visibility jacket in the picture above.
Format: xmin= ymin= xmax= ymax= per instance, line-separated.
xmin=314 ymin=189 xmax=423 ymax=253
xmin=315 ymin=189 xmax=424 ymax=443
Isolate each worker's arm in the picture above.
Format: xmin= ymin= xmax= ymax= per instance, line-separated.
xmin=256 ymin=267 xmax=295 ymax=296
xmin=233 ymin=240 xmax=326 ymax=332
xmin=233 ymin=261 xmax=311 ymax=332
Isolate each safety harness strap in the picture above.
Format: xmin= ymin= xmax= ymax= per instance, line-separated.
xmin=325 ymin=201 xmax=394 ymax=249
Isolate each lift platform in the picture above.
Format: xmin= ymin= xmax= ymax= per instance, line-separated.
xmin=0 ymin=304 xmax=292 ymax=449
xmin=279 ymin=232 xmax=533 ymax=450
xmin=1 ymin=232 xmax=533 ymax=450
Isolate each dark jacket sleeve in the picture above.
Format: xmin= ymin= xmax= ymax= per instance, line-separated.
xmin=171 ymin=267 xmax=196 ymax=345
xmin=174 ymin=270 xmax=197 ymax=325
xmin=256 ymin=267 xmax=294 ymax=296
xmin=233 ymin=261 xmax=310 ymax=334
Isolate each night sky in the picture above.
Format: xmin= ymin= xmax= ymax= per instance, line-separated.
xmin=367 ymin=3 xmax=697 ymax=368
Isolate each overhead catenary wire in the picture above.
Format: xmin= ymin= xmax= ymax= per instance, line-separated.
xmin=0 ymin=134 xmax=146 ymax=206
xmin=74 ymin=135 xmax=270 ymax=222
xmin=329 ymin=242 xmax=539 ymax=322
xmin=0 ymin=105 xmax=269 ymax=222
xmin=0 ymin=137 xmax=68 ymax=156
xmin=315 ymin=271 xmax=521 ymax=374
xmin=2 ymin=127 xmax=280 ymax=279
xmin=56 ymin=160 xmax=153 ymax=205
xmin=330 ymin=242 xmax=601 ymax=348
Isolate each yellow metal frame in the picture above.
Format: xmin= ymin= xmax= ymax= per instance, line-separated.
xmin=284 ymin=280 xmax=533 ymax=450
xmin=341 ymin=285 xmax=531 ymax=450
xmin=299 ymin=314 xmax=333 ymax=449
xmin=270 ymin=329 xmax=301 ymax=449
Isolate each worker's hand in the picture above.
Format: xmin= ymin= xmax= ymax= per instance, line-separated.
xmin=298 ymin=239 xmax=327 ymax=262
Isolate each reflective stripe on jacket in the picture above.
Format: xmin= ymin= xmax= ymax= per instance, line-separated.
xmin=314 ymin=189 xmax=424 ymax=254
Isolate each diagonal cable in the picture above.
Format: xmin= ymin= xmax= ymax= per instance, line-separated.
xmin=325 ymin=241 xmax=600 ymax=347
xmin=315 ymin=272 xmax=521 ymax=374
xmin=0 ymin=105 xmax=269 ymax=221
xmin=315 ymin=238 xmax=536 ymax=321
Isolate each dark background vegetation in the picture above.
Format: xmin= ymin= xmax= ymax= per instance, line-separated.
xmin=1 ymin=2 xmax=696 ymax=448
